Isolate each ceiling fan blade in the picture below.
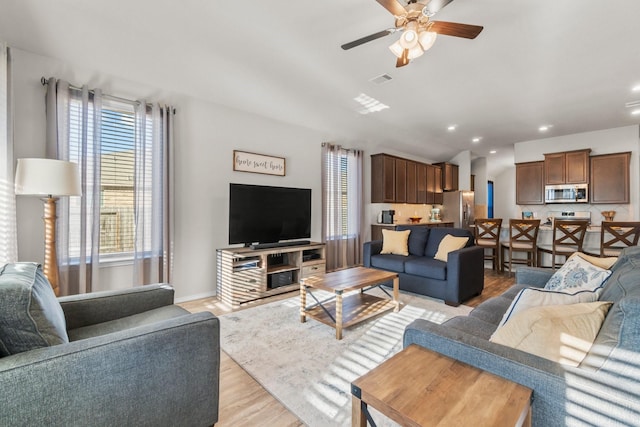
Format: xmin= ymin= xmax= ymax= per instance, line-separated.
xmin=422 ymin=0 xmax=454 ymax=16
xmin=375 ymin=0 xmax=407 ymax=17
xmin=396 ymin=49 xmax=410 ymax=68
xmin=341 ymin=29 xmax=396 ymax=50
xmin=429 ymin=21 xmax=483 ymax=39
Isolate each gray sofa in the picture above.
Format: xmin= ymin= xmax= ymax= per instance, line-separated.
xmin=363 ymin=225 xmax=484 ymax=306
xmin=0 ymin=263 xmax=220 ymax=427
xmin=404 ymin=246 xmax=640 ymax=426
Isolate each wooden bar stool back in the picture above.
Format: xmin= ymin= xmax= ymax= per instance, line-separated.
xmin=599 ymin=221 xmax=640 ymax=257
xmin=500 ymin=219 xmax=541 ymax=274
xmin=537 ymin=219 xmax=589 ymax=270
xmin=474 ymin=218 xmax=503 ymax=271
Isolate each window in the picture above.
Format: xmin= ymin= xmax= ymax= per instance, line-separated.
xmin=325 ymin=151 xmax=357 ymax=239
xmin=67 ymin=94 xmax=155 ymax=260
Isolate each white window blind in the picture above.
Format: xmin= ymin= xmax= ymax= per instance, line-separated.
xmin=67 ymin=94 xmax=154 ymax=259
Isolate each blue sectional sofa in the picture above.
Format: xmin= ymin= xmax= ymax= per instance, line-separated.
xmin=363 ymin=225 xmax=484 ymax=306
xmin=404 ymin=246 xmax=640 ymax=426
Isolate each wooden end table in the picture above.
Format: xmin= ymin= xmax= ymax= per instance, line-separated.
xmin=351 ymin=344 xmax=532 ymax=427
xmin=300 ymin=266 xmax=399 ymax=340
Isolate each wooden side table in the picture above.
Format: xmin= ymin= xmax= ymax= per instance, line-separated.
xmin=351 ymin=344 xmax=532 ymax=427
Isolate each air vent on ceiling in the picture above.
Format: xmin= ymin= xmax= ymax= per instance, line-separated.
xmin=370 ymin=74 xmax=393 ymax=85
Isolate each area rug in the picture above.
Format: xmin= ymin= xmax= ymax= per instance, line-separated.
xmin=219 ymin=289 xmax=472 ymax=426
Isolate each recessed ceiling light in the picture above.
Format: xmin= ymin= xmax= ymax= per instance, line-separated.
xmin=632 ymin=84 xmax=640 ymax=92
xmin=489 ymin=150 xmax=497 ymax=154
xmin=631 ymin=109 xmax=640 ymax=116
xmin=539 ymin=124 xmax=553 ymax=132
xmin=472 ymin=137 xmax=481 ymax=143
xmin=447 ymin=125 xmax=457 ymax=131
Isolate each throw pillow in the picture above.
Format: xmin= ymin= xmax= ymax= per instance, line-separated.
xmin=380 ymin=229 xmax=411 ymax=256
xmin=571 ymin=252 xmax=618 ymax=270
xmin=0 ymin=263 xmax=69 ymax=356
xmin=544 ymin=254 xmax=612 ymax=292
xmin=434 ymin=234 xmax=469 ymax=262
xmin=490 ymin=301 xmax=612 ymax=367
xmin=495 ymin=287 xmax=601 ymax=329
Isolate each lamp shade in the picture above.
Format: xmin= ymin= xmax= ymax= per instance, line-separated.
xmin=15 ymin=158 xmax=81 ymax=197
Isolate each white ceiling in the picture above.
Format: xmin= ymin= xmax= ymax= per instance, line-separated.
xmin=2 ymin=0 xmax=640 ymax=172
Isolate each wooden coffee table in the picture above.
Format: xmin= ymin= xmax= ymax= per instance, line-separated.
xmin=299 ymin=266 xmax=399 ymax=340
xmin=351 ymin=344 xmax=532 ymax=427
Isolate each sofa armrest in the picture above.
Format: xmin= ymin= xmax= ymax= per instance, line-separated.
xmin=58 ymin=283 xmax=175 ymax=330
xmin=515 ymin=267 xmax=553 ymax=288
xmin=445 ymin=245 xmax=484 ymax=304
xmin=403 ymin=319 xmax=640 ymax=425
xmin=0 ymin=311 xmax=220 ymax=426
xmin=363 ymin=240 xmax=383 ymax=268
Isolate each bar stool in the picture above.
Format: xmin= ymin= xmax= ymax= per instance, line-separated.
xmin=500 ymin=219 xmax=541 ymax=274
xmin=537 ymin=219 xmax=589 ymax=270
xmin=594 ymin=221 xmax=640 ymax=257
xmin=474 ymin=218 xmax=502 ymax=271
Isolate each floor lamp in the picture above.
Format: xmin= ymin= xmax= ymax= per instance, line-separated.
xmin=15 ymin=158 xmax=81 ymax=296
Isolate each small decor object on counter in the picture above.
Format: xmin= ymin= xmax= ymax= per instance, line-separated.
xmin=602 ymin=210 xmax=616 ymax=221
xmin=409 ymin=217 xmax=422 ymax=224
xmin=522 ymin=211 xmax=533 ymax=220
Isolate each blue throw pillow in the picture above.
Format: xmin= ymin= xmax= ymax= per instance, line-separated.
xmin=397 ymin=225 xmax=429 ymax=257
xmin=0 ymin=263 xmax=69 ymax=356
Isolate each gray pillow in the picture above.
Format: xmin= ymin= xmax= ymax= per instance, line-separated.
xmin=0 ymin=262 xmax=69 ymax=356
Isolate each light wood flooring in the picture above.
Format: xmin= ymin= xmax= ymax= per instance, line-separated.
xmin=178 ymin=268 xmax=516 ymax=426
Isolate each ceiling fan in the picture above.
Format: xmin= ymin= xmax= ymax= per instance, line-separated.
xmin=341 ymin=0 xmax=483 ymax=67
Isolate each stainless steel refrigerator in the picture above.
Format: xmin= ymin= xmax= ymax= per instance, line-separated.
xmin=442 ymin=190 xmax=475 ymax=230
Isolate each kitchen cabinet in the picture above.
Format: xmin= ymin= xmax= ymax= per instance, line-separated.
xmin=395 ymin=158 xmax=407 ymax=203
xmin=516 ymin=161 xmax=545 ymax=205
xmin=371 ymin=154 xmax=443 ymax=205
xmin=371 ymin=154 xmax=396 ymax=203
xmin=544 ymin=149 xmax=590 ymax=185
xmin=416 ymin=163 xmax=427 ymax=204
xmin=590 ymin=152 xmax=631 ymax=204
xmin=406 ymin=160 xmax=418 ymax=204
xmin=434 ymin=165 xmax=443 ymax=204
xmin=434 ymin=162 xmax=459 ymax=191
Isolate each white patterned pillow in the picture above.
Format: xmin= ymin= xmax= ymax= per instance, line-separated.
xmin=544 ymin=255 xmax=612 ymax=292
xmin=494 ymin=287 xmax=600 ymax=331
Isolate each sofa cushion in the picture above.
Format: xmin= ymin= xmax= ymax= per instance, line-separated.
xmin=404 ymin=257 xmax=447 ymax=281
xmin=434 ymin=235 xmax=469 ymax=262
xmin=544 ymin=254 xmax=612 ymax=292
xmin=370 ymin=254 xmax=418 ymax=272
xmin=0 ymin=263 xmax=69 ymax=356
xmin=380 ymin=229 xmax=410 ymax=256
xmin=490 ymin=301 xmax=612 ymax=367
xmin=469 ymin=295 xmax=516 ymax=325
xmin=442 ymin=316 xmax=497 ymax=340
xmin=67 ymin=305 xmax=190 ymax=341
xmin=497 ymin=287 xmax=601 ymax=329
xmin=598 ymin=246 xmax=640 ymax=303
xmin=425 ymin=228 xmax=474 ymax=258
xmin=397 ymin=225 xmax=429 ymax=257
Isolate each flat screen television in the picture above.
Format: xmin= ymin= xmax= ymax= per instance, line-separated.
xmin=229 ymin=183 xmax=311 ymax=247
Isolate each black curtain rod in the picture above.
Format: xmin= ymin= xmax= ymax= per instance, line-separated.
xmin=41 ymin=77 xmax=177 ymax=115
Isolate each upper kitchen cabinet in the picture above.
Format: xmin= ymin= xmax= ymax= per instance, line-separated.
xmin=590 ymin=152 xmax=631 ymax=204
xmin=434 ymin=162 xmax=459 ymax=191
xmin=371 ymin=154 xmax=396 ymax=203
xmin=395 ymin=158 xmax=407 ymax=203
xmin=416 ymin=163 xmax=427 ymax=204
xmin=516 ymin=161 xmax=545 ymax=205
xmin=544 ymin=149 xmax=591 ymax=185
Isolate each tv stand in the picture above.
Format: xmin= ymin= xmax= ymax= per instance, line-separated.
xmin=216 ymin=242 xmax=326 ymax=306
xmin=250 ymin=240 xmax=311 ymax=250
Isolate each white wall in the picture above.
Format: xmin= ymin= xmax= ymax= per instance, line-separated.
xmin=11 ymin=48 xmax=335 ymax=300
xmin=494 ymin=126 xmax=640 ymax=224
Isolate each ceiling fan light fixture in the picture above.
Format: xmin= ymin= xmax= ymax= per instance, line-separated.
xmin=389 ymin=40 xmax=404 ymax=58
xmin=407 ymin=45 xmax=424 ymax=60
xmin=399 ymin=29 xmax=419 ymax=49
xmin=418 ymin=31 xmax=438 ymax=51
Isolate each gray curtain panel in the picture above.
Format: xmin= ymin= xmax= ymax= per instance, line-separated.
xmin=321 ymin=143 xmax=364 ymax=271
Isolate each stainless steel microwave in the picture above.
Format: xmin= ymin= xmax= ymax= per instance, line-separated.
xmin=544 ymin=184 xmax=588 ymax=204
